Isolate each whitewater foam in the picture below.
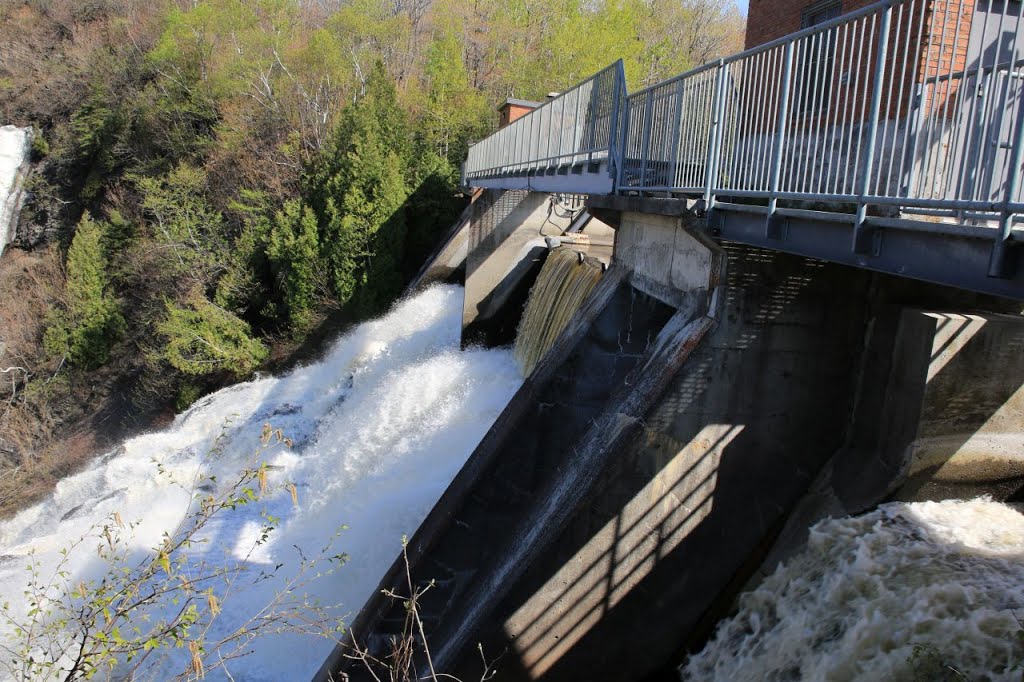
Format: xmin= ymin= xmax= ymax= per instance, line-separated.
xmin=0 ymin=285 xmax=522 ymax=680
xmin=0 ymin=126 xmax=30 ymax=254
xmin=682 ymin=498 xmax=1024 ymax=681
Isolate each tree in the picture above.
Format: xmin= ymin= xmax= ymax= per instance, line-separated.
xmin=420 ymin=26 xmax=490 ymax=163
xmin=324 ymin=0 xmax=410 ymax=93
xmin=137 ymin=164 xmax=227 ymax=289
xmin=157 ymin=293 xmax=268 ymax=378
xmin=214 ymin=189 xmax=275 ymax=319
xmin=43 ymin=213 xmax=125 ymax=369
xmin=308 ymin=62 xmax=410 ymax=313
xmin=267 ymin=199 xmax=323 ymax=332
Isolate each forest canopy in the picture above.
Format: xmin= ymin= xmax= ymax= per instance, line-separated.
xmin=0 ymin=0 xmax=743 ymax=411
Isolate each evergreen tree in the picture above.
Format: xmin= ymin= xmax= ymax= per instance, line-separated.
xmin=401 ymin=147 xmax=463 ymax=282
xmin=267 ymin=199 xmax=322 ymax=332
xmin=157 ymin=293 xmax=268 ymax=378
xmin=44 ymin=213 xmax=125 ymax=369
xmin=308 ymin=62 xmax=411 ymax=314
xmin=137 ymin=164 xmax=228 ymax=287
xmin=215 ymin=189 xmax=275 ymax=318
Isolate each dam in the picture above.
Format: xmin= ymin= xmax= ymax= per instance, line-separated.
xmin=319 ymin=0 xmax=1024 ymax=678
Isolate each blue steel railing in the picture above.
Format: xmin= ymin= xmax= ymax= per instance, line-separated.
xmin=463 ymin=0 xmax=1024 ymax=278
xmin=464 ymin=61 xmax=627 ymax=182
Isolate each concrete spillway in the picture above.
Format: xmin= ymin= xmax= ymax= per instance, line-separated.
xmin=323 ymin=189 xmax=1024 ymax=682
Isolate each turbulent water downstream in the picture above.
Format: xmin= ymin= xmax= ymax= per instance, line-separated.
xmin=684 ymin=498 xmax=1024 ymax=681
xmin=0 ymin=285 xmax=522 ymax=680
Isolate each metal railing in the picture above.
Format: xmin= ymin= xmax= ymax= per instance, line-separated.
xmin=462 ymin=0 xmax=1024 ymax=279
xmin=619 ymin=0 xmax=1024 ymax=264
xmin=464 ymin=61 xmax=627 ymax=181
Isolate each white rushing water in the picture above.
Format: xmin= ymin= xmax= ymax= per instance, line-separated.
xmin=683 ymin=498 xmax=1024 ymax=681
xmin=0 ymin=126 xmax=31 ymax=254
xmin=0 ymin=285 xmax=522 ymax=680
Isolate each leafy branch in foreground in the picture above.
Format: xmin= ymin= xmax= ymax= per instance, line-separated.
xmin=341 ymin=538 xmax=503 ymax=682
xmin=0 ymin=422 xmax=347 ymax=681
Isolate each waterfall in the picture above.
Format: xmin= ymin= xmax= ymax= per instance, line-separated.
xmin=0 ymin=126 xmax=32 ymax=255
xmin=682 ymin=498 xmax=1024 ymax=681
xmin=513 ymin=247 xmax=603 ymax=375
xmin=0 ymin=285 xmax=522 ymax=681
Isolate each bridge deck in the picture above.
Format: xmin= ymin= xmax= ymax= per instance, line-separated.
xmin=463 ymin=0 xmax=1024 ymax=300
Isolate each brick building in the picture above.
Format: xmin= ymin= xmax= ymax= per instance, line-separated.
xmin=744 ymin=0 xmax=989 ymax=120
xmin=498 ymin=98 xmax=542 ymax=129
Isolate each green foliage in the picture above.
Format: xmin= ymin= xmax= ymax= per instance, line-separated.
xmin=324 ymin=0 xmax=409 ymax=93
xmin=401 ymin=150 xmax=462 ymax=280
xmin=100 ymin=209 xmax=135 ymax=269
xmin=308 ymin=63 xmax=410 ymax=314
xmin=43 ymin=213 xmax=124 ymax=369
xmin=4 ymin=0 xmax=744 ymax=415
xmin=215 ymin=190 xmax=274 ymax=317
xmin=420 ymin=27 xmax=491 ymax=164
xmin=267 ymin=199 xmax=322 ymax=332
xmin=157 ymin=294 xmax=268 ymax=378
xmin=29 ymin=129 xmax=48 ymax=160
xmin=68 ymin=81 xmax=129 ymax=200
xmin=137 ymin=164 xmax=226 ymax=282
xmin=175 ymin=380 xmax=205 ymax=411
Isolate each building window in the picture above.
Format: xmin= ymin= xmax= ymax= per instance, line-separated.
xmin=802 ymin=0 xmax=842 ymax=28
xmin=795 ymin=0 xmax=842 ymax=116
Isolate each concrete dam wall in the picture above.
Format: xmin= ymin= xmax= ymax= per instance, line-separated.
xmin=317 ymin=190 xmax=1024 ymax=681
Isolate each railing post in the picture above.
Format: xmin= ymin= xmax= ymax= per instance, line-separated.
xmin=529 ymin=105 xmax=538 ymax=176
xmin=553 ymin=97 xmax=564 ymax=168
xmin=960 ymin=71 xmax=991 ymax=208
xmin=766 ymin=41 xmax=796 ymax=239
xmin=586 ymin=77 xmax=600 ymax=165
xmin=668 ymin=79 xmax=685 ymax=192
xmin=615 ymin=96 xmax=631 ymax=192
xmin=638 ymin=90 xmax=654 ymax=189
xmin=853 ymin=1 xmax=893 ymax=255
xmin=572 ymin=88 xmax=582 ymax=168
xmin=500 ymin=123 xmax=508 ymax=176
xmin=989 ymin=102 xmax=1024 ymax=278
xmin=608 ymin=62 xmax=625 ymax=189
xmin=703 ymin=59 xmax=729 ymax=213
xmin=901 ymin=82 xmax=926 ymax=197
xmin=544 ymin=105 xmax=553 ymax=171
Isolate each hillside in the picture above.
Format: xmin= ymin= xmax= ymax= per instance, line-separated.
xmin=0 ymin=0 xmax=742 ymax=514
